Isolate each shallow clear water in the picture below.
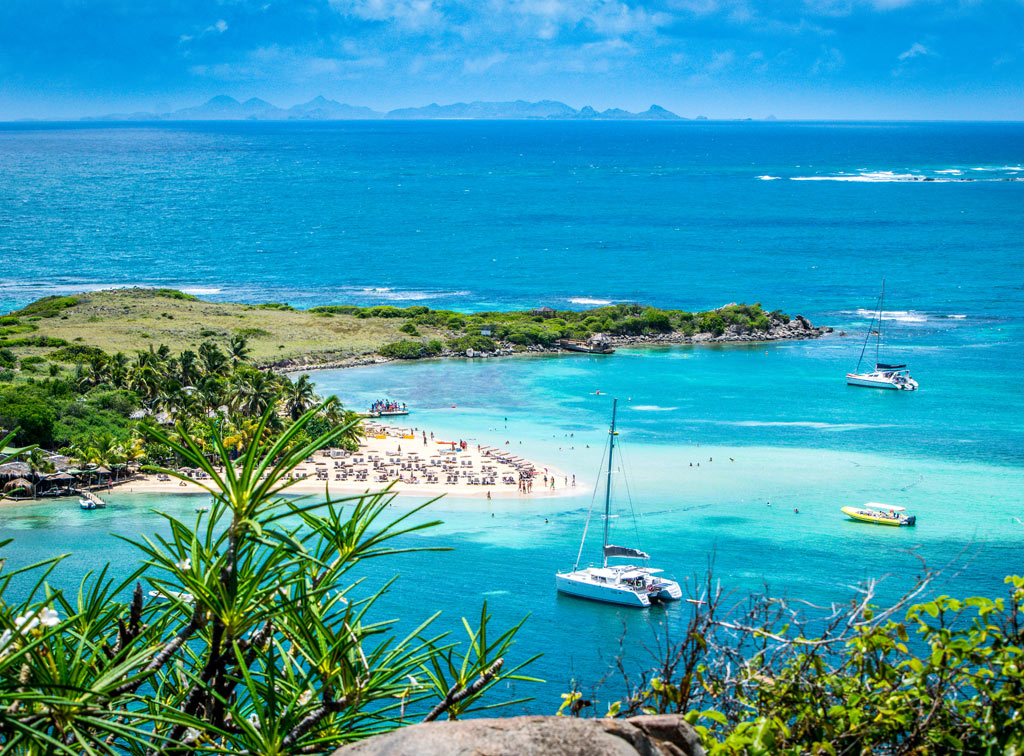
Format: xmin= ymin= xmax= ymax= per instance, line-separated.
xmin=0 ymin=121 xmax=1022 ymax=712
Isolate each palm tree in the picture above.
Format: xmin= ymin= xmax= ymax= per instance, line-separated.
xmin=127 ymin=363 xmax=161 ymax=406
xmin=79 ymin=355 xmax=109 ymax=390
xmin=283 ymin=374 xmax=319 ymax=421
xmin=231 ymin=370 xmax=279 ymax=416
xmin=199 ymin=342 xmax=229 ymax=376
xmin=178 ymin=349 xmax=201 ymax=387
xmin=108 ymin=352 xmax=129 ymax=389
xmin=228 ymin=335 xmax=251 ymax=366
xmin=337 ymin=409 xmax=365 ymax=448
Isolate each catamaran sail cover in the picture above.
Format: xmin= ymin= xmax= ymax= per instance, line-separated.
xmin=604 ymin=545 xmax=650 ymax=560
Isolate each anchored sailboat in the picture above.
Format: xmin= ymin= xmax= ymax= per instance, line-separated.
xmin=555 ymin=398 xmax=682 ymax=608
xmin=846 ymin=280 xmax=918 ymax=391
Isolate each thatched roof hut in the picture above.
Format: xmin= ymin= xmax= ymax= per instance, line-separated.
xmin=0 ymin=461 xmax=32 ymax=479
xmin=3 ymin=477 xmax=33 ymax=494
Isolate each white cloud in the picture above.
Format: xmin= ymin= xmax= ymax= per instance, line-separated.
xmin=205 ymin=19 xmax=228 ymax=34
xmin=811 ymin=45 xmax=844 ymax=73
xmin=330 ymin=0 xmax=444 ymax=32
xmin=897 ymin=41 xmax=930 ymax=60
xmin=463 ymin=51 xmax=509 ymax=73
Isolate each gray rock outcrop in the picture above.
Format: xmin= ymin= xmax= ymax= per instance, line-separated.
xmin=333 ymin=714 xmax=706 ymax=756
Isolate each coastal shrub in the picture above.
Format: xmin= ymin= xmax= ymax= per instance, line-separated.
xmin=364 ymin=305 xmax=414 ymax=319
xmin=0 ymin=323 xmax=36 ymax=336
xmin=641 ymin=307 xmax=672 ymax=332
xmin=0 ymin=384 xmax=57 ymax=446
xmin=447 ymin=335 xmax=496 ymax=353
xmin=15 ymin=295 xmax=79 ymax=318
xmin=1 ymin=335 xmax=70 ymax=348
xmin=53 ymin=403 xmax=134 ymax=448
xmin=150 ymin=288 xmax=198 ymax=300
xmin=49 ymin=344 xmax=107 ymax=363
xmin=583 ymin=570 xmax=1024 ymax=755
xmin=256 ymin=302 xmax=294 ymax=311
xmin=0 ymin=316 xmax=18 ymax=327
xmin=771 ymin=309 xmax=790 ymax=324
xmin=0 ymin=406 xmax=537 ymax=753
xmin=0 ymin=348 xmax=14 ymax=369
xmin=398 ymin=322 xmax=420 ymax=336
xmin=427 ymin=339 xmax=443 ymax=354
xmin=309 ymin=304 xmax=362 ymax=316
xmin=233 ymin=327 xmax=272 ymax=338
xmin=378 ymin=340 xmax=432 ymax=359
xmin=695 ymin=312 xmax=726 ymax=336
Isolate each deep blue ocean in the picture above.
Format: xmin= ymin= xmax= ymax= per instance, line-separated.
xmin=0 ymin=121 xmax=1022 ymax=713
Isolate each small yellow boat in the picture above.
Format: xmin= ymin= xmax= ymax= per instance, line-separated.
xmin=842 ymin=502 xmax=916 ymax=527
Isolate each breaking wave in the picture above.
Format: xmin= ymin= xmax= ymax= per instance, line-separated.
xmin=849 ymin=309 xmax=928 ymax=323
xmin=569 ymin=297 xmax=613 ymax=305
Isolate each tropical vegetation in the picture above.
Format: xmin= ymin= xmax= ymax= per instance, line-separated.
xmin=564 ymin=566 xmax=1024 ymax=754
xmin=0 ymin=289 xmax=798 ymax=381
xmin=0 ymin=333 xmax=362 ymax=468
xmin=0 ymin=408 xmax=538 ymax=753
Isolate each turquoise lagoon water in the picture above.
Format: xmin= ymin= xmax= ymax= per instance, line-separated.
xmin=0 ymin=121 xmax=1022 ymax=711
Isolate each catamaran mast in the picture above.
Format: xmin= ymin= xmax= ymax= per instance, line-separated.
xmin=602 ymin=398 xmax=617 ymax=568
xmin=876 ymin=278 xmax=885 ymax=369
xmin=856 ymin=279 xmax=884 ymax=374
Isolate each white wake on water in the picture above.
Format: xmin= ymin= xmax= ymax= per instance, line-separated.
xmin=569 ymin=297 xmax=613 ymax=305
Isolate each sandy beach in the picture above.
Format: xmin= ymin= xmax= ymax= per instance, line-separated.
xmin=125 ymin=422 xmax=581 ymax=500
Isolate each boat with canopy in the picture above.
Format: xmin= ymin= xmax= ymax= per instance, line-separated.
xmin=846 ymin=280 xmax=918 ymax=390
xmin=841 ymin=502 xmax=917 ymax=527
xmin=555 ymin=398 xmax=682 ymax=608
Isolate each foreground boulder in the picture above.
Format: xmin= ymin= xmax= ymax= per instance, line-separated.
xmin=333 ymin=714 xmax=706 ymax=756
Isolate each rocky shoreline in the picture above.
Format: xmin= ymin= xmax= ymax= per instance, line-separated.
xmin=270 ymin=314 xmax=830 ymax=375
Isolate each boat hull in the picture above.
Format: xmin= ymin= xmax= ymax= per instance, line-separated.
xmin=842 ymin=506 xmax=916 ymax=526
xmin=556 ymin=573 xmax=651 ymax=607
xmin=846 ymin=373 xmax=917 ymax=390
xmin=555 ymin=572 xmax=682 ymax=608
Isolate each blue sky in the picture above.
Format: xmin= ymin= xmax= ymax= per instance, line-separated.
xmin=0 ymin=0 xmax=1021 ymax=119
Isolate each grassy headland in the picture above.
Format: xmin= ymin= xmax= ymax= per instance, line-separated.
xmin=0 ymin=288 xmax=823 ymax=459
xmin=1 ymin=288 xmax=822 ymax=376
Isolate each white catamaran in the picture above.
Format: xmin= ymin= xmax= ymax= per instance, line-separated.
xmin=556 ymin=398 xmax=682 ymax=608
xmin=846 ymin=280 xmax=918 ymax=391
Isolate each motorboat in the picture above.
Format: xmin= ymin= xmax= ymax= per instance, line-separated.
xmin=79 ymin=491 xmax=106 ymax=510
xmin=846 ymin=280 xmax=918 ymax=391
xmin=556 ymin=335 xmax=615 ymax=355
xmin=556 ymin=398 xmax=682 ymax=608
xmin=841 ymin=502 xmax=916 ymax=527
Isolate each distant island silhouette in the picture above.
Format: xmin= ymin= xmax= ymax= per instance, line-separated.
xmin=82 ymin=95 xmax=688 ymax=122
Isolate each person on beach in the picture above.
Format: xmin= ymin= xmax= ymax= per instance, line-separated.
xmin=572 ymin=475 xmax=576 ymax=487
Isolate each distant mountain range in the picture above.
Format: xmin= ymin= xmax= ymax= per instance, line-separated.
xmin=83 ymin=96 xmax=687 ymax=122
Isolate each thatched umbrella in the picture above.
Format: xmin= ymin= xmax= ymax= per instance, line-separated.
xmin=94 ymin=466 xmax=112 ymax=475
xmin=3 ymin=478 xmax=33 ymax=495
